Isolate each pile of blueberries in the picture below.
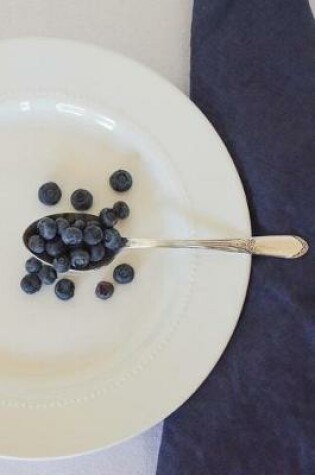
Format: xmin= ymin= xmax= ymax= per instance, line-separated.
xmin=21 ymin=170 xmax=135 ymax=301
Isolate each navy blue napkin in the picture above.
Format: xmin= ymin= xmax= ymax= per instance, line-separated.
xmin=157 ymin=1 xmax=315 ymax=474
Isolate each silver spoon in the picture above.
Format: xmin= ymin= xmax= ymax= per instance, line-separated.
xmin=23 ymin=213 xmax=309 ymax=270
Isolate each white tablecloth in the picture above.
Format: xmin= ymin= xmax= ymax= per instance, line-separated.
xmin=0 ymin=1 xmax=314 ymax=474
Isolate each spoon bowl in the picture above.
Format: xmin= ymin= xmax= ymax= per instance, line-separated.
xmin=23 ymin=213 xmax=119 ymax=271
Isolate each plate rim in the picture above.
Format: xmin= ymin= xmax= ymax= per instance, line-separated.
xmin=0 ymin=37 xmax=252 ymax=458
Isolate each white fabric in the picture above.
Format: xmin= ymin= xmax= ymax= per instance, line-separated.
xmin=0 ymin=424 xmax=164 ymax=475
xmin=0 ymin=0 xmax=192 ymax=93
xmin=0 ymin=1 xmax=314 ymax=474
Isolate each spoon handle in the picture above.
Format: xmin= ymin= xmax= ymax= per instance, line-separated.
xmin=126 ymin=235 xmax=309 ymax=259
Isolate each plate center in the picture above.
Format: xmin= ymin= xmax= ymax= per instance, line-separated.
xmin=0 ymin=97 xmax=195 ymax=392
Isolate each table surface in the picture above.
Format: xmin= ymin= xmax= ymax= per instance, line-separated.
xmin=0 ymin=1 xmax=314 ymax=474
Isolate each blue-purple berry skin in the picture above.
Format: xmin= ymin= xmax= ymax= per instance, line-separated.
xmin=113 ymin=264 xmax=134 ymax=284
xmin=73 ymin=219 xmax=86 ymax=230
xmin=56 ymin=217 xmax=70 ymax=236
xmin=99 ymin=208 xmax=118 ymax=228
xmin=86 ymin=220 xmax=100 ymax=228
xmin=71 ymin=189 xmax=93 ymax=211
xmin=20 ymin=274 xmax=42 ymax=294
xmin=38 ymin=265 xmax=57 ymax=285
xmin=62 ymin=227 xmax=83 ymax=246
xmin=38 ymin=182 xmax=62 ymax=206
xmin=103 ymin=228 xmax=122 ymax=252
xmin=89 ymin=243 xmax=106 ymax=263
xmin=95 ymin=281 xmax=114 ymax=300
xmin=84 ymin=225 xmax=103 ymax=246
xmin=110 ymin=170 xmax=133 ymax=192
xmin=25 ymin=257 xmax=42 ymax=274
xmin=45 ymin=238 xmax=66 ymax=258
xmin=113 ymin=201 xmax=130 ymax=219
xmin=53 ymin=255 xmax=71 ymax=273
xmin=70 ymin=249 xmax=90 ymax=269
xmin=28 ymin=235 xmax=45 ymax=254
xmin=55 ymin=279 xmax=75 ymax=300
xmin=37 ymin=217 xmax=57 ymax=241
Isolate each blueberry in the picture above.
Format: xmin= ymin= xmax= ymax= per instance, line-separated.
xmin=86 ymin=220 xmax=100 ymax=228
xmin=20 ymin=274 xmax=42 ymax=294
xmin=67 ymin=215 xmax=77 ymax=225
xmin=38 ymin=265 xmax=57 ymax=285
xmin=55 ymin=279 xmax=75 ymax=300
xmin=37 ymin=217 xmax=57 ymax=241
xmin=38 ymin=182 xmax=62 ymax=206
xmin=73 ymin=219 xmax=86 ymax=230
xmin=25 ymin=257 xmax=42 ymax=274
xmin=71 ymin=189 xmax=93 ymax=211
xmin=95 ymin=281 xmax=114 ymax=300
xmin=70 ymin=249 xmax=90 ymax=269
xmin=53 ymin=255 xmax=71 ymax=273
xmin=56 ymin=217 xmax=70 ymax=236
xmin=113 ymin=201 xmax=130 ymax=219
xmin=28 ymin=235 xmax=45 ymax=254
xmin=45 ymin=238 xmax=66 ymax=258
xmin=89 ymin=243 xmax=106 ymax=263
xmin=62 ymin=227 xmax=83 ymax=246
xmin=110 ymin=170 xmax=133 ymax=192
xmin=84 ymin=225 xmax=103 ymax=246
xmin=103 ymin=228 xmax=122 ymax=251
xmin=113 ymin=264 xmax=134 ymax=284
xmin=99 ymin=208 xmax=118 ymax=228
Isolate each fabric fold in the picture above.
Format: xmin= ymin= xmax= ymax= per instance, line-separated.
xmin=157 ymin=1 xmax=315 ymax=473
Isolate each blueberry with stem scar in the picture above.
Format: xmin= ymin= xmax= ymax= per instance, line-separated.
xmin=28 ymin=235 xmax=45 ymax=254
xmin=37 ymin=217 xmax=57 ymax=241
xmin=38 ymin=182 xmax=62 ymax=206
xmin=99 ymin=208 xmax=118 ymax=228
xmin=84 ymin=225 xmax=103 ymax=246
xmin=70 ymin=249 xmax=90 ymax=269
xmin=71 ymin=189 xmax=93 ymax=211
xmin=53 ymin=255 xmax=71 ymax=273
xmin=25 ymin=257 xmax=42 ymax=274
xmin=62 ymin=227 xmax=83 ymax=246
xmin=95 ymin=281 xmax=114 ymax=300
xmin=103 ymin=228 xmax=122 ymax=252
xmin=113 ymin=264 xmax=134 ymax=284
xmin=89 ymin=243 xmax=106 ymax=263
xmin=86 ymin=220 xmax=100 ymax=228
xmin=39 ymin=265 xmax=57 ymax=285
xmin=113 ymin=201 xmax=130 ymax=219
xmin=20 ymin=274 xmax=42 ymax=294
xmin=73 ymin=219 xmax=86 ymax=230
xmin=45 ymin=238 xmax=66 ymax=258
xmin=110 ymin=170 xmax=133 ymax=192
xmin=56 ymin=217 xmax=70 ymax=236
xmin=55 ymin=279 xmax=75 ymax=301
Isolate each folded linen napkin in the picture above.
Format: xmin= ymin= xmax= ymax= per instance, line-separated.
xmin=157 ymin=1 xmax=315 ymax=473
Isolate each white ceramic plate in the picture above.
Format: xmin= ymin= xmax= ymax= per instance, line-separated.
xmin=0 ymin=38 xmax=251 ymax=458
